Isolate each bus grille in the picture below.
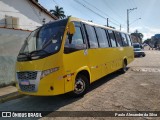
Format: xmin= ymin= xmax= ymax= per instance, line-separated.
xmin=19 ymin=84 xmax=35 ymax=92
xmin=17 ymin=71 xmax=37 ymax=80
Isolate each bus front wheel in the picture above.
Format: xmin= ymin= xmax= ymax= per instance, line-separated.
xmin=72 ymin=74 xmax=89 ymax=97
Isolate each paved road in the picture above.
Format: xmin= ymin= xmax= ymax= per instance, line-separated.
xmin=0 ymin=49 xmax=160 ymax=120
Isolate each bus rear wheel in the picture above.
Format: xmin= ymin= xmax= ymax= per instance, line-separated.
xmin=120 ymin=60 xmax=127 ymax=73
xmin=72 ymin=74 xmax=89 ymax=97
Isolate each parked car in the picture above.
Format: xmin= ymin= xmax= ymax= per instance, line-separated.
xmin=133 ymin=43 xmax=146 ymax=57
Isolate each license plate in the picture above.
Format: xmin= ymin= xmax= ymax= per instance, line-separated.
xmin=20 ymin=80 xmax=30 ymax=85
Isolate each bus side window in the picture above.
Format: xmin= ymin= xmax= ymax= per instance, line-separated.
xmin=108 ymin=30 xmax=117 ymax=47
xmin=64 ymin=26 xmax=85 ymax=53
xmin=84 ymin=24 xmax=99 ymax=48
xmin=95 ymin=27 xmax=109 ymax=48
xmin=121 ymin=33 xmax=129 ymax=46
xmin=114 ymin=32 xmax=123 ymax=47
xmin=126 ymin=34 xmax=132 ymax=46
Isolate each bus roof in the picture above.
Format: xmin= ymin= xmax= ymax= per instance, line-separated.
xmin=68 ymin=17 xmax=129 ymax=35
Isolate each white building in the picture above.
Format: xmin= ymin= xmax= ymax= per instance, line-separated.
xmin=0 ymin=0 xmax=57 ymax=30
xmin=0 ymin=0 xmax=57 ymax=86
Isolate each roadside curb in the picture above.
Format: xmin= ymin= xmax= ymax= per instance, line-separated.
xmin=0 ymin=92 xmax=24 ymax=103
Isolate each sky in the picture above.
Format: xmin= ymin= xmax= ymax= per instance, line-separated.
xmin=39 ymin=0 xmax=160 ymax=40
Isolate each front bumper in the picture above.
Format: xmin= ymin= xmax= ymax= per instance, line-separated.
xmin=16 ymin=71 xmax=65 ymax=96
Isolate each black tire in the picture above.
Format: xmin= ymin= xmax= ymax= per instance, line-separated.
xmin=120 ymin=60 xmax=127 ymax=73
xmin=71 ymin=74 xmax=89 ymax=97
xmin=142 ymin=54 xmax=145 ymax=57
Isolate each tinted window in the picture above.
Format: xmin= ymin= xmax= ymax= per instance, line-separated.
xmin=108 ymin=30 xmax=117 ymax=47
xmin=64 ymin=26 xmax=85 ymax=53
xmin=121 ymin=33 xmax=129 ymax=46
xmin=133 ymin=44 xmax=140 ymax=48
xmin=71 ymin=27 xmax=84 ymax=45
xmin=114 ymin=32 xmax=123 ymax=47
xmin=95 ymin=27 xmax=109 ymax=48
xmin=126 ymin=34 xmax=132 ymax=46
xmin=85 ymin=24 xmax=98 ymax=48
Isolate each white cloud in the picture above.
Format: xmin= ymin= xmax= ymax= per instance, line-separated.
xmin=122 ymin=26 xmax=160 ymax=40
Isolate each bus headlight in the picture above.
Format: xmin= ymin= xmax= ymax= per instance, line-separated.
xmin=41 ymin=67 xmax=59 ymax=79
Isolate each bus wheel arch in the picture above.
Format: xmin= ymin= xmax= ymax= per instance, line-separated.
xmin=72 ymin=70 xmax=90 ymax=97
xmin=78 ymin=70 xmax=90 ymax=84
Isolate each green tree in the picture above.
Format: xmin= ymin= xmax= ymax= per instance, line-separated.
xmin=131 ymin=30 xmax=144 ymax=43
xmin=50 ymin=6 xmax=66 ymax=19
xmin=143 ymin=39 xmax=151 ymax=44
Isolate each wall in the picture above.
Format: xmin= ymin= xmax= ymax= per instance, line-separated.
xmin=0 ymin=0 xmax=56 ymax=86
xmin=0 ymin=0 xmax=55 ymax=30
xmin=0 ymin=28 xmax=31 ymax=86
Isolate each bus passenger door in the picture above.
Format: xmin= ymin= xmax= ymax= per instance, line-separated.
xmin=63 ymin=22 xmax=89 ymax=93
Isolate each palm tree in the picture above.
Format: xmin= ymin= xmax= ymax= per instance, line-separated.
xmin=50 ymin=6 xmax=66 ymax=19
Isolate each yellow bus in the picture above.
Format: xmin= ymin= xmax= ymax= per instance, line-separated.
xmin=16 ymin=17 xmax=134 ymax=97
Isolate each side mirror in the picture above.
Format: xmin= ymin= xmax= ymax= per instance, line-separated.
xmin=68 ymin=22 xmax=76 ymax=34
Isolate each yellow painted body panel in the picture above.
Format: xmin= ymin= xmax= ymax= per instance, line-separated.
xmin=16 ymin=17 xmax=134 ymax=96
xmin=16 ymin=52 xmax=66 ymax=96
xmin=63 ymin=50 xmax=90 ymax=92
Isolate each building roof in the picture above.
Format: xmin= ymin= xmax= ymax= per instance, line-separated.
xmin=29 ymin=0 xmax=58 ymax=20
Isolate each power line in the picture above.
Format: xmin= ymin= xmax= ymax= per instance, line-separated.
xmin=74 ymin=0 xmax=119 ymax=27
xmin=108 ymin=20 xmax=120 ymax=27
xmin=130 ymin=0 xmax=139 ymax=24
xmin=102 ymin=0 xmax=125 ymax=23
xmin=131 ymin=0 xmax=137 ymax=8
xmin=74 ymin=0 xmax=106 ymax=19
xmin=82 ymin=0 xmax=121 ymax=25
xmin=52 ymin=0 xmax=58 ymax=6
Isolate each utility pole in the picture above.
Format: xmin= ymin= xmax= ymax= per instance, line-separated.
xmin=127 ymin=9 xmax=129 ymax=33
xmin=127 ymin=8 xmax=137 ymax=33
xmin=120 ymin=24 xmax=121 ymax=31
xmin=107 ymin=18 xmax=109 ymax=27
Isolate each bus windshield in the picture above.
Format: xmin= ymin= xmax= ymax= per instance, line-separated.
xmin=18 ymin=19 xmax=67 ymax=61
xmin=133 ymin=44 xmax=140 ymax=48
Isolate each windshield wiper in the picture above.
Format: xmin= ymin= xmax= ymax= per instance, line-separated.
xmin=17 ymin=52 xmax=31 ymax=61
xmin=30 ymin=49 xmax=50 ymax=56
xmin=42 ymin=31 xmax=62 ymax=50
xmin=18 ymin=52 xmax=30 ymax=57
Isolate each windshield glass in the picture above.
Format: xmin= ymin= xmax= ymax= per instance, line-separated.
xmin=19 ymin=19 xmax=67 ymax=56
xmin=133 ymin=44 xmax=140 ymax=48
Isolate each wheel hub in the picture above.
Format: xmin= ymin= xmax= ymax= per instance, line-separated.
xmin=74 ymin=79 xmax=85 ymax=94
